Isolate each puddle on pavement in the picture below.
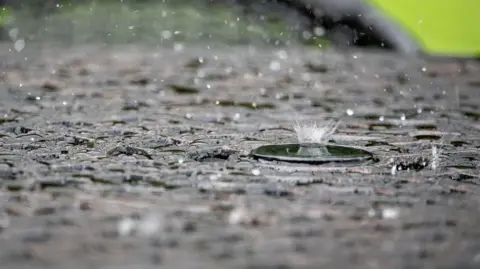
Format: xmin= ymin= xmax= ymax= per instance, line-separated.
xmin=169 ymin=84 xmax=200 ymax=95
xmin=413 ymin=134 xmax=442 ymax=141
xmin=250 ymin=143 xmax=374 ymax=164
xmin=462 ymin=110 xmax=480 ymax=120
xmin=215 ymin=100 xmax=276 ymax=110
xmin=451 ymin=141 xmax=470 ymax=147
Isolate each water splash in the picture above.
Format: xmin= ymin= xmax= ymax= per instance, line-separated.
xmin=293 ymin=120 xmax=340 ymax=144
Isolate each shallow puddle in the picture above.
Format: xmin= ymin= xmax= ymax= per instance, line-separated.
xmin=251 ymin=143 xmax=374 ymax=164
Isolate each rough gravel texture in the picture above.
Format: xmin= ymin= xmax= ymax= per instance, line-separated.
xmin=1 ymin=42 xmax=480 ymax=269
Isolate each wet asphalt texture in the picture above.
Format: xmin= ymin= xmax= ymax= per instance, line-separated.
xmin=0 ymin=43 xmax=480 ymax=269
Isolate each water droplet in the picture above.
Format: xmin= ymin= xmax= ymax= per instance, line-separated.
xmin=379 ymin=116 xmax=385 ymax=121
xmin=185 ymin=113 xmax=192 ymax=119
xmin=276 ymin=50 xmax=288 ymax=60
xmin=117 ymin=217 xmax=135 ymax=236
xmin=209 ymin=174 xmax=219 ymax=181
xmin=14 ymin=39 xmax=25 ymax=52
xmin=391 ymin=165 xmax=397 ymax=175
xmin=233 ymin=113 xmax=241 ymax=121
xmin=162 ymin=30 xmax=172 ymax=39
xmin=417 ymin=108 xmax=423 ymax=114
xmin=174 ymin=43 xmax=184 ymax=52
xmin=259 ymin=87 xmax=267 ymax=96
xmin=252 ymin=168 xmax=261 ymax=176
xmin=313 ymin=27 xmax=325 ymax=36
xmin=400 ymin=114 xmax=406 ymax=121
xmin=178 ymin=158 xmax=184 ymax=164
xmin=382 ymin=208 xmax=399 ymax=219
xmin=302 ymin=31 xmax=312 ymax=40
xmin=346 ymin=109 xmax=354 ymax=116
xmin=269 ymin=61 xmax=281 ymax=71
xmin=421 ymin=67 xmax=427 ymax=72
xmin=8 ymin=28 xmax=18 ymax=41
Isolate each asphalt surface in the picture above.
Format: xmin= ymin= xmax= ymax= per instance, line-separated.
xmin=0 ymin=42 xmax=480 ymax=269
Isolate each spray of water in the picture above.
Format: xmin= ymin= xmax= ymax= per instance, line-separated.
xmin=293 ymin=119 xmax=340 ymax=144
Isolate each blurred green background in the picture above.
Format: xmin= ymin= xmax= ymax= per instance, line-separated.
xmin=0 ymin=0 xmax=327 ymax=47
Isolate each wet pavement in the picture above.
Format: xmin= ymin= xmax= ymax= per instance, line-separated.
xmin=0 ymin=42 xmax=480 ymax=269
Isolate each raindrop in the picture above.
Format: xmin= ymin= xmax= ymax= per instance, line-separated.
xmin=391 ymin=164 xmax=397 ymax=175
xmin=174 ymin=43 xmax=184 ymax=52
xmin=8 ymin=28 xmax=18 ymax=41
xmin=379 ymin=116 xmax=385 ymax=121
xmin=276 ymin=50 xmax=288 ymax=60
xmin=14 ymin=39 xmax=25 ymax=52
xmin=162 ymin=30 xmax=172 ymax=39
xmin=346 ymin=109 xmax=354 ymax=116
xmin=302 ymin=31 xmax=312 ymax=40
xmin=117 ymin=217 xmax=135 ymax=236
xmin=252 ymin=168 xmax=261 ymax=176
xmin=382 ymin=208 xmax=399 ymax=219
xmin=417 ymin=108 xmax=423 ymax=114
xmin=313 ymin=27 xmax=325 ymax=36
xmin=421 ymin=67 xmax=427 ymax=72
xmin=233 ymin=113 xmax=241 ymax=121
xmin=269 ymin=61 xmax=281 ymax=71
xmin=178 ymin=158 xmax=184 ymax=164
xmin=400 ymin=114 xmax=406 ymax=121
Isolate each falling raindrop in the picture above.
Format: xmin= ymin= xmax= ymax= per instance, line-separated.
xmin=251 ymin=168 xmax=261 ymax=176
xmin=382 ymin=208 xmax=399 ymax=219
xmin=233 ymin=113 xmax=241 ymax=121
xmin=117 ymin=217 xmax=135 ymax=236
xmin=8 ymin=28 xmax=18 ymax=41
xmin=391 ymin=164 xmax=397 ymax=175
xmin=174 ymin=43 xmax=184 ymax=52
xmin=346 ymin=109 xmax=354 ymax=116
xmin=400 ymin=114 xmax=406 ymax=121
xmin=276 ymin=50 xmax=288 ymax=60
xmin=14 ymin=39 xmax=25 ymax=52
xmin=269 ymin=61 xmax=281 ymax=71
xmin=162 ymin=30 xmax=172 ymax=39
xmin=379 ymin=116 xmax=385 ymax=121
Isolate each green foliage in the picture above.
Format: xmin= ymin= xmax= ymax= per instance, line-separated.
xmin=0 ymin=8 xmax=13 ymax=26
